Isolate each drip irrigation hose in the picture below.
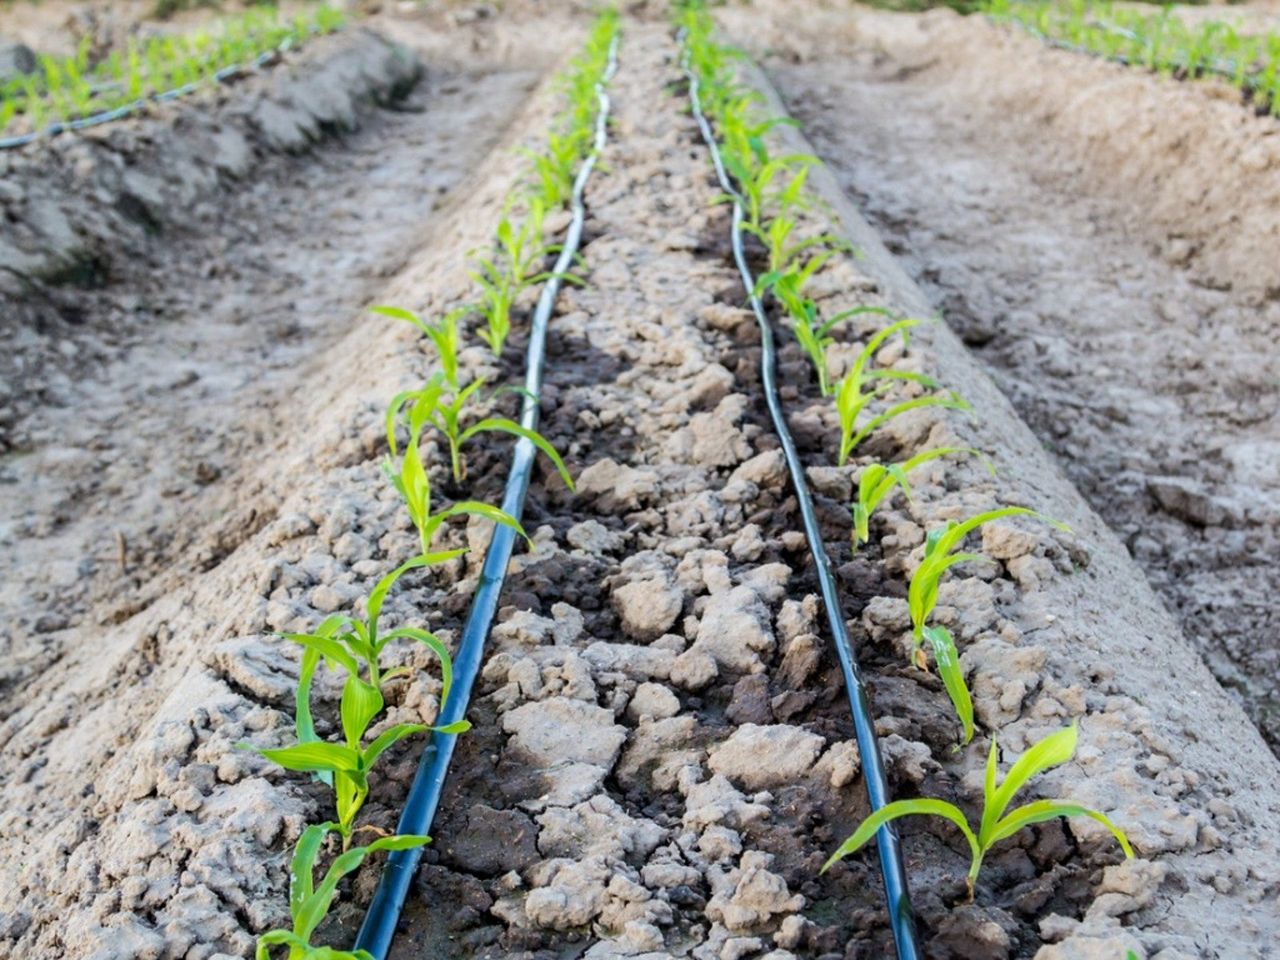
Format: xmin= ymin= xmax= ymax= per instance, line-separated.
xmin=678 ymin=32 xmax=921 ymax=960
xmin=0 ymin=30 xmax=312 ymax=150
xmin=352 ymin=33 xmax=620 ymax=960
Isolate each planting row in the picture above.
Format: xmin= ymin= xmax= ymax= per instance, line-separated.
xmin=677 ymin=0 xmax=1132 ymax=933
xmin=242 ymin=13 xmax=619 ymax=960
xmin=987 ymin=0 xmax=1280 ymax=114
xmin=0 ymin=4 xmax=346 ymax=145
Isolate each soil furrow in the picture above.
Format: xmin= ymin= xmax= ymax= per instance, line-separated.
xmin=0 ymin=60 xmax=539 ymax=706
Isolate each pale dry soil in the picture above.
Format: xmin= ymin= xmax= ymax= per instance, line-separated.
xmin=3 ymin=7 xmax=1280 ymax=960
xmin=0 ymin=57 xmax=538 ymax=703
xmin=733 ymin=5 xmax=1280 ymax=751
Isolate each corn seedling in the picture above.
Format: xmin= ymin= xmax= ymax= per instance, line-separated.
xmin=284 ymin=551 xmax=466 ymax=752
xmin=819 ymin=727 xmax=1131 ymax=901
xmin=371 ymin=305 xmax=467 ymax=392
xmin=467 ymin=198 xmax=578 ymax=358
xmin=757 ymin=266 xmax=895 ymax=395
xmin=257 ymin=554 xmax=470 ymax=845
xmin=852 ymin=447 xmax=993 ymax=547
xmin=906 ymin=506 xmax=1067 ymax=741
xmin=387 ymin=371 xmax=574 ymax=490
xmin=253 ymin=675 xmax=464 ymax=846
xmin=823 ymin=723 xmax=1133 ymax=897
xmin=833 ymin=318 xmax=971 ymax=465
xmin=256 ymin=822 xmax=428 ymax=959
xmin=908 ymin=507 xmax=1069 ymax=651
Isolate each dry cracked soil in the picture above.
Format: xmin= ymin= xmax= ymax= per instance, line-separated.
xmin=1 ymin=4 xmax=1279 ymax=960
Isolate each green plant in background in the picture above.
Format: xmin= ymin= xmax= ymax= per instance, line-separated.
xmin=467 ymin=199 xmax=572 ymax=358
xmin=524 ymin=129 xmax=589 ymax=210
xmin=832 ymin=318 xmax=971 ymax=465
xmin=256 ymin=823 xmax=428 ymax=959
xmin=822 ymin=723 xmax=1134 ymax=897
xmin=0 ymin=5 xmax=346 ymax=139
xmin=987 ymin=0 xmax=1280 ymax=115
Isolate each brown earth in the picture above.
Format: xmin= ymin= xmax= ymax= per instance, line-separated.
xmin=2 ymin=4 xmax=1279 ymax=960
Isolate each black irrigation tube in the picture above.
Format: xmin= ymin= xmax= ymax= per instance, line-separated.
xmin=352 ymin=32 xmax=620 ymax=960
xmin=0 ymin=33 xmax=308 ymax=150
xmin=678 ymin=31 xmax=922 ymax=960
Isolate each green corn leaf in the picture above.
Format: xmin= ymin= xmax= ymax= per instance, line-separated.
xmin=428 ymin=500 xmax=529 ymax=547
xmin=848 ymin=392 xmax=972 ymax=454
xmin=256 ymin=741 xmax=361 ymax=775
xmin=429 ymin=719 xmax=472 ymax=735
xmin=340 ymin=676 xmax=384 ymax=749
xmin=378 ymin=626 xmax=454 ymax=703
xmin=980 ymin=724 xmax=1079 ymax=846
xmin=923 ymin=625 xmax=974 ymax=745
xmin=817 ymin=305 xmax=896 ymax=338
xmin=370 ymin=305 xmax=430 ymax=336
xmin=293 ymin=832 xmax=433 ymax=940
xmin=256 ymin=930 xmax=313 ymax=960
xmin=850 ymin=317 xmax=921 ymax=380
xmin=282 ymin=632 xmax=360 ymax=677
xmin=384 ymin=390 xmax=418 ymax=456
xmin=988 ymin=798 xmax=1134 ymax=858
xmin=822 ymin=798 xmax=979 ymax=874
xmin=909 ymin=550 xmax=984 ymax=641
xmin=365 ymin=550 xmax=466 ymax=640
xmin=459 ymin=417 xmax=575 ymax=491
xmin=288 ymin=822 xmax=335 ymax=915
xmin=931 ymin=507 xmax=1069 ymax=564
xmin=361 ymin=722 xmax=428 ymax=771
xmin=862 ymin=368 xmax=943 ymax=390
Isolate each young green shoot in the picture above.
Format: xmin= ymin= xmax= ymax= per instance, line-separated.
xmin=908 ymin=507 xmax=1070 ymax=653
xmin=371 ymin=305 xmax=468 ymax=393
xmin=387 ymin=371 xmax=575 ymax=490
xmin=755 ymin=266 xmax=891 ymax=396
xmin=822 ymin=723 xmax=1133 ymax=898
xmin=852 ymin=447 xmax=993 ymax=547
xmin=283 ymin=551 xmax=467 ymax=757
xmin=256 ymin=822 xmax=429 ymax=959
xmin=906 ymin=506 xmax=1067 ymax=741
xmin=833 ymin=318 xmax=971 ymax=464
xmin=256 ymin=555 xmax=471 ymax=845
xmin=380 ymin=386 xmax=531 ymax=550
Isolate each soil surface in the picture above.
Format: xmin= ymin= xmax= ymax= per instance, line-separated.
xmin=729 ymin=3 xmax=1280 ymax=752
xmin=3 ymin=5 xmax=1280 ymax=960
xmin=0 ymin=46 xmax=538 ymax=710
